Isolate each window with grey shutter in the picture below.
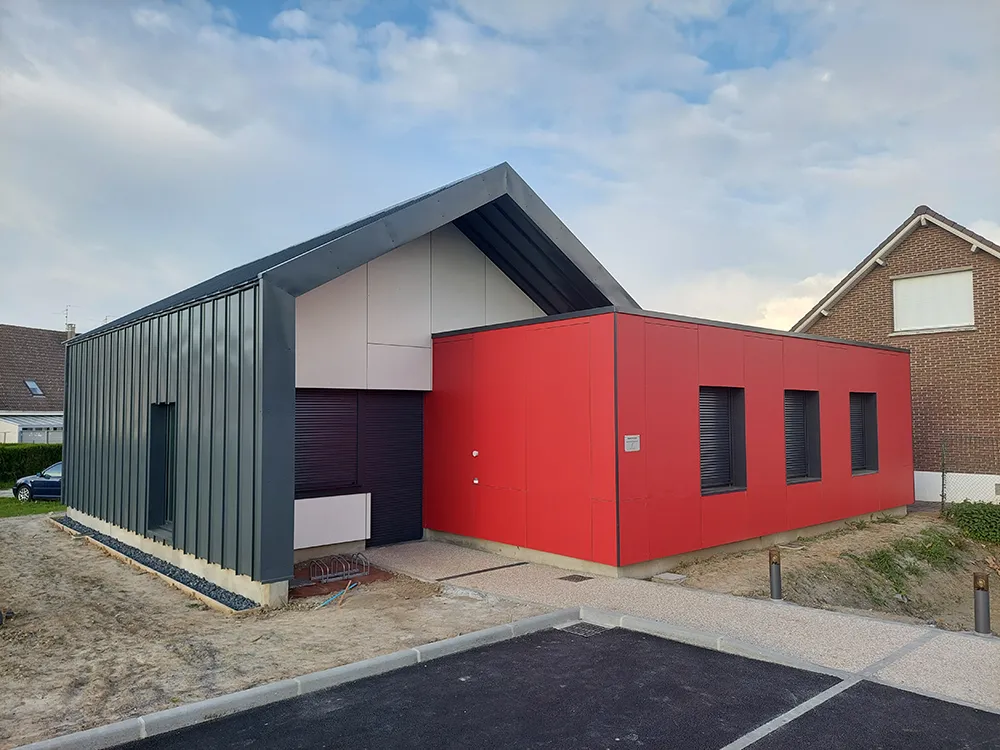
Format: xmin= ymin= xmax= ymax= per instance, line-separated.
xmin=849 ymin=392 xmax=878 ymax=474
xmin=785 ymin=390 xmax=821 ymax=482
xmin=700 ymin=386 xmax=746 ymax=493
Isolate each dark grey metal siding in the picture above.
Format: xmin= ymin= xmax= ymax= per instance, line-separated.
xmin=63 ymin=284 xmax=286 ymax=581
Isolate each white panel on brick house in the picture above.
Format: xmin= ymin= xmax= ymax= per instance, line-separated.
xmin=893 ymin=269 xmax=973 ymax=332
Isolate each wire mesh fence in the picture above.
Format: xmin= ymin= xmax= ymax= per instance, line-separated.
xmin=926 ymin=434 xmax=1000 ymax=508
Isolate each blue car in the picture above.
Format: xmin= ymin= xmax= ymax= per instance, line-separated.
xmin=15 ymin=462 xmax=62 ymax=502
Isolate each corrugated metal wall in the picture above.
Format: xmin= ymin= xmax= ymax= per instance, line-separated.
xmin=64 ymin=285 xmax=263 ymax=578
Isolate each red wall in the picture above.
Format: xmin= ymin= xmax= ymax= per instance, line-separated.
xmin=424 ymin=313 xmax=618 ymax=565
xmin=425 ymin=310 xmax=913 ymax=569
xmin=616 ymin=313 xmax=914 ymax=566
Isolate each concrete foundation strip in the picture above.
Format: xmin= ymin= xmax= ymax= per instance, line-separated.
xmin=17 ymin=606 xmax=998 ymax=749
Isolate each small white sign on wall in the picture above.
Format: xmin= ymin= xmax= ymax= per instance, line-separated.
xmin=624 ymin=434 xmax=641 ymax=453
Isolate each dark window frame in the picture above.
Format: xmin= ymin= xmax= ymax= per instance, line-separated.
xmin=849 ymin=392 xmax=879 ymax=475
xmin=785 ymin=390 xmax=822 ymax=483
xmin=147 ymin=402 xmax=177 ymax=542
xmin=699 ymin=386 xmax=747 ymax=495
xmin=24 ymin=379 xmax=44 ymax=397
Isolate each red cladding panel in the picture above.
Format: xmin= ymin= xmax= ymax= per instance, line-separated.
xmin=616 ymin=313 xmax=913 ymax=567
xmin=424 ymin=314 xmax=617 ymax=564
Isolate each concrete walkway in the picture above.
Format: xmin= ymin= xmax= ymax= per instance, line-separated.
xmin=0 ymin=488 xmax=13 ymax=498
xmin=367 ymin=540 xmax=1000 ymax=712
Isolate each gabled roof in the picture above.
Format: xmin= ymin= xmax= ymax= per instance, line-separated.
xmin=74 ymin=163 xmax=638 ymax=344
xmin=792 ymin=205 xmax=1000 ymax=333
xmin=0 ymin=324 xmax=66 ymax=411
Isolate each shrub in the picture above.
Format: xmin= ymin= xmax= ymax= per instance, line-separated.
xmin=0 ymin=444 xmax=63 ymax=484
xmin=944 ymin=501 xmax=1000 ymax=545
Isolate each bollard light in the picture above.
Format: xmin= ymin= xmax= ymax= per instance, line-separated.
xmin=974 ymin=573 xmax=991 ymax=635
xmin=769 ymin=547 xmax=782 ymax=600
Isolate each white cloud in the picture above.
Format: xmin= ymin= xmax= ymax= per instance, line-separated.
xmin=648 ymin=270 xmax=844 ymax=331
xmin=271 ymin=9 xmax=311 ymax=35
xmin=0 ymin=0 xmax=998 ymax=335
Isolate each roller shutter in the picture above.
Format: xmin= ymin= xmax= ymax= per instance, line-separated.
xmin=700 ymin=387 xmax=733 ymax=490
xmin=785 ymin=391 xmax=808 ymax=479
xmin=360 ymin=391 xmax=424 ymax=547
xmin=294 ymin=390 xmax=358 ymax=498
xmin=850 ymin=393 xmax=866 ymax=472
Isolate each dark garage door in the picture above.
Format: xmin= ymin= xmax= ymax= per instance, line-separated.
xmin=295 ymin=389 xmax=424 ymax=548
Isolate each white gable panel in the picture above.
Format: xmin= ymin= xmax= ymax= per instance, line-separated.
xmin=485 ymin=259 xmax=544 ymax=324
xmin=893 ymin=270 xmax=973 ymax=332
xmin=295 ymin=264 xmax=367 ymax=388
xmin=367 ymin=344 xmax=432 ymax=390
xmin=367 ymin=234 xmax=432 ymax=347
xmin=430 ymin=224 xmax=487 ymax=333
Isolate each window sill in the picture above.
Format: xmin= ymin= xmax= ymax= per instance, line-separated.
xmin=851 ymin=469 xmax=879 ymax=477
xmin=295 ymin=486 xmax=366 ymax=500
xmin=701 ymin=485 xmax=747 ymax=497
xmin=888 ymin=325 xmax=976 ymax=337
xmin=787 ymin=476 xmax=822 ymax=485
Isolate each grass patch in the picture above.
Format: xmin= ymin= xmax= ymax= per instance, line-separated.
xmin=0 ymin=496 xmax=65 ymax=519
xmin=841 ymin=527 xmax=964 ymax=595
xmin=944 ymin=501 xmax=1000 ymax=544
xmin=0 ymin=480 xmax=12 ymax=491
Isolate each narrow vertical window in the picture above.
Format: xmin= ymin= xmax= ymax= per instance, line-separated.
xmin=849 ymin=392 xmax=878 ymax=474
xmin=148 ymin=402 xmax=177 ymax=536
xmin=785 ymin=390 xmax=821 ymax=482
xmin=699 ymin=386 xmax=747 ymax=493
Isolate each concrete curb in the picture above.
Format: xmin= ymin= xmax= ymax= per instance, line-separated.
xmin=17 ymin=607 xmax=581 ymax=750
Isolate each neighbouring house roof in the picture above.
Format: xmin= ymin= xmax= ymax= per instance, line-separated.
xmin=792 ymin=205 xmax=1000 ymax=333
xmin=0 ymin=324 xmax=66 ymax=411
xmin=74 ymin=163 xmax=639 ymax=344
xmin=0 ymin=414 xmax=64 ymax=428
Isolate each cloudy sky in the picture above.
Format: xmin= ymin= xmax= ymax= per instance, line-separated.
xmin=2 ymin=0 xmax=998 ymax=333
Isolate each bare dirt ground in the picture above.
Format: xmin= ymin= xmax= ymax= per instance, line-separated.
xmin=675 ymin=511 xmax=1000 ymax=632
xmin=0 ymin=516 xmax=548 ymax=749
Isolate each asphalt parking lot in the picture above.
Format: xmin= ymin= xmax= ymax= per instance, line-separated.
xmin=121 ymin=627 xmax=1000 ymax=749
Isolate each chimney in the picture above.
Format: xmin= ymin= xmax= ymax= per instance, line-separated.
xmin=66 ymin=323 xmax=76 ymax=340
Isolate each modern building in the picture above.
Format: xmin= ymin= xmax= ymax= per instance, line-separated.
xmin=64 ymin=164 xmax=914 ymax=605
xmin=0 ymin=323 xmax=70 ymax=444
xmin=793 ymin=205 xmax=1000 ymax=503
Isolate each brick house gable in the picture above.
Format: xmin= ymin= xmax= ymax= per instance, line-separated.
xmin=794 ymin=209 xmax=1000 ymax=474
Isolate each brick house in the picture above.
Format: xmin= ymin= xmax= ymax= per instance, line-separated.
xmin=792 ymin=205 xmax=1000 ymax=502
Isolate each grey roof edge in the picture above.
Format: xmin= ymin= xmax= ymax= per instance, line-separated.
xmin=259 ymin=164 xmax=510 ymax=295
xmin=502 ymin=167 xmax=639 ymax=309
xmin=71 ymin=162 xmax=635 ymax=345
xmin=792 ymin=204 xmax=1000 ymax=333
xmin=433 ymin=306 xmax=909 ymax=354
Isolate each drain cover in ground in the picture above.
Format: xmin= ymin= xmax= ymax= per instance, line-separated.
xmin=558 ymin=574 xmax=593 ymax=582
xmin=560 ymin=622 xmax=611 ymax=637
